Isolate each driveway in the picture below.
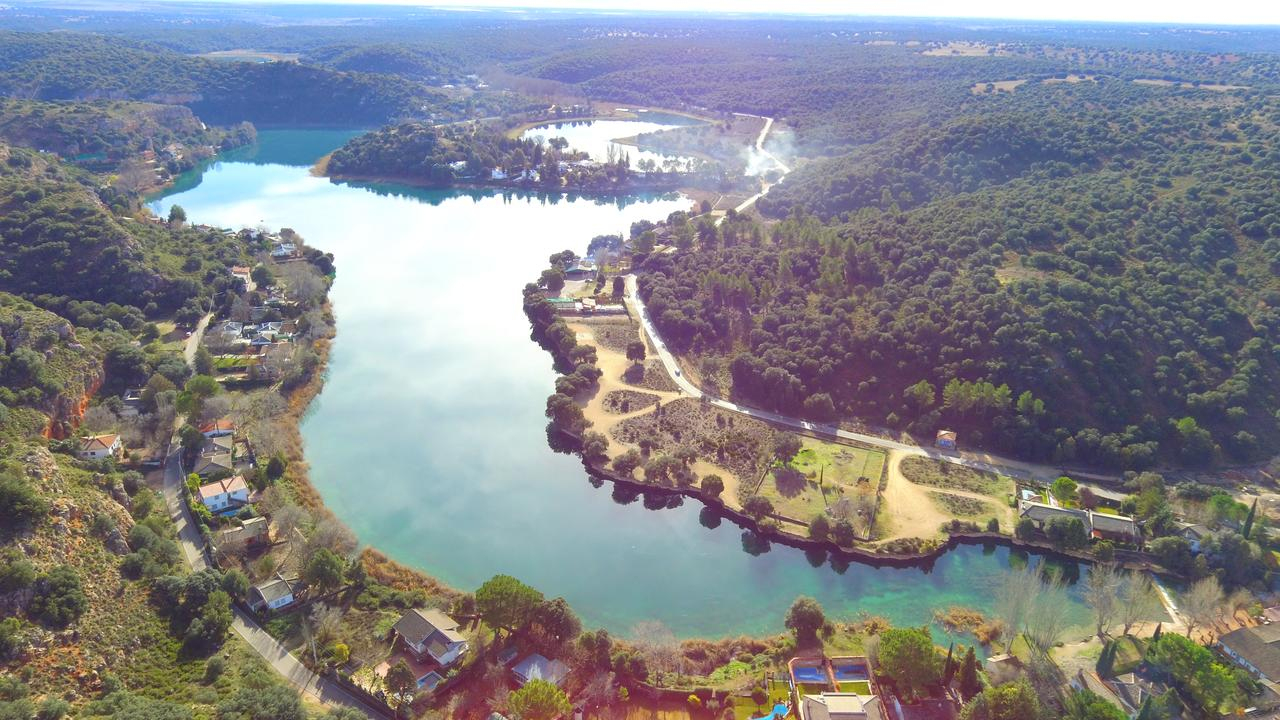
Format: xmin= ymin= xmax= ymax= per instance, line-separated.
xmin=162 ymin=448 xmax=380 ymax=717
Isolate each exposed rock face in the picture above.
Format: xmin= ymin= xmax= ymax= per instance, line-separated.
xmin=104 ymin=527 xmax=130 ymax=556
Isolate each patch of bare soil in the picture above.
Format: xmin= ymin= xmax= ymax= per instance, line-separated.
xmin=625 ymin=360 xmax=678 ymax=392
xmin=602 ymin=389 xmax=660 ymax=414
xmin=586 ymin=319 xmax=640 ymax=353
xmin=610 ymin=397 xmax=773 ymax=480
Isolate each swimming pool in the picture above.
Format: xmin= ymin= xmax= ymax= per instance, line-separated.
xmin=751 ymin=703 xmax=789 ymax=720
xmin=417 ymin=671 xmax=444 ymax=691
xmin=832 ymin=663 xmax=868 ymax=681
xmin=791 ymin=665 xmax=826 ymax=683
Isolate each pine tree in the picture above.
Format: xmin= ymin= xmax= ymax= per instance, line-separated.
xmin=957 ymin=646 xmax=981 ymax=701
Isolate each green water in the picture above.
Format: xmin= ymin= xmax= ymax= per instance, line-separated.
xmin=151 ymin=129 xmax=1115 ymax=641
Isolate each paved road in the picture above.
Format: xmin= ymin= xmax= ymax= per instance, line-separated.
xmin=161 ymin=448 xmax=379 ymax=717
xmin=183 ymin=312 xmax=212 ymax=366
xmin=624 ymin=274 xmax=1072 ymax=484
xmin=718 ymin=113 xmax=791 ymax=225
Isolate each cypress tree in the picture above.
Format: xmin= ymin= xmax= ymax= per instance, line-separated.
xmin=1243 ymin=499 xmax=1257 ymax=538
xmin=958 ymin=646 xmax=981 ymax=701
xmin=1151 ymin=622 xmax=1162 ymax=642
xmin=942 ymin=642 xmax=956 ymax=685
xmin=1096 ymin=640 xmax=1116 ymax=678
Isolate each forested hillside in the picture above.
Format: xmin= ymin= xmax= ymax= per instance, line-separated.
xmin=0 ymin=99 xmax=255 ymax=173
xmin=0 ymin=31 xmax=531 ymax=127
xmin=639 ymin=84 xmax=1280 ymax=470
xmin=0 ymin=143 xmax=254 ymax=315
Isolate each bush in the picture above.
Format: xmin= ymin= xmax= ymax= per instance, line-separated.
xmin=0 ymin=473 xmax=45 ymax=529
xmin=204 ymin=656 xmax=226 ymax=683
xmin=0 ymin=551 xmax=36 ymax=593
xmin=30 ymin=566 xmax=87 ymax=627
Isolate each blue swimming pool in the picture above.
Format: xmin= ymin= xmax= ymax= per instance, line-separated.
xmin=751 ymin=703 xmax=789 ymax=720
xmin=833 ymin=664 xmax=868 ymax=681
xmin=792 ymin=665 xmax=826 ymax=683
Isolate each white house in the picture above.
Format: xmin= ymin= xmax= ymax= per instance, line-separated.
xmin=392 ymin=609 xmax=470 ymax=667
xmin=78 ymin=434 xmax=122 ymax=461
xmin=251 ymin=576 xmax=296 ymax=611
xmin=800 ymin=693 xmax=886 ymax=720
xmin=197 ymin=475 xmax=250 ymax=514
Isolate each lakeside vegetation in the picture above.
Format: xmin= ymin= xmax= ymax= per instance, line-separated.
xmin=1 ymin=6 xmax=1279 ymax=720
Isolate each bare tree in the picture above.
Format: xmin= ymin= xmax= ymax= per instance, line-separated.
xmin=273 ymin=502 xmax=311 ymax=546
xmin=630 ymin=620 xmax=679 ymax=677
xmin=230 ymin=295 xmax=253 ymax=323
xmin=1084 ymin=563 xmax=1122 ymax=638
xmin=81 ymin=405 xmax=119 ymax=433
xmin=310 ymin=603 xmax=343 ymax=645
xmin=1182 ymin=576 xmax=1224 ymax=639
xmin=1119 ymin=572 xmax=1162 ymax=635
xmin=278 ymin=262 xmax=326 ymax=307
xmin=116 ymin=159 xmax=155 ymax=195
xmin=1024 ymin=571 xmax=1071 ymax=658
xmin=994 ymin=565 xmax=1040 ymax=653
xmin=306 ymin=519 xmax=358 ymax=560
xmin=199 ymin=394 xmax=234 ymax=424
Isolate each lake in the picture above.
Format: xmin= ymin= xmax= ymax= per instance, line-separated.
xmin=522 ymin=111 xmax=701 ymax=171
xmin=151 ymin=128 xmax=1115 ymax=641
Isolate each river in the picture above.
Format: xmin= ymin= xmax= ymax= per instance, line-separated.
xmin=151 ymin=128 xmax=1113 ymax=642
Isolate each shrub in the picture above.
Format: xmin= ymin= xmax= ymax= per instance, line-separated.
xmin=0 ymin=473 xmax=44 ymax=529
xmin=0 ymin=551 xmax=36 ymax=592
xmin=30 ymin=566 xmax=87 ymax=627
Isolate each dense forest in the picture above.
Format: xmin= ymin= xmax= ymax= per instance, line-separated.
xmin=0 ymin=31 xmax=533 ymax=127
xmin=638 ymin=83 xmax=1280 ymax=469
xmin=0 ymin=142 xmax=255 ymax=316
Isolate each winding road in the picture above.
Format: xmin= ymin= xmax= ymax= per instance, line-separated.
xmin=624 ymin=274 xmax=1075 ymax=486
xmin=717 ymin=113 xmax=792 ymax=225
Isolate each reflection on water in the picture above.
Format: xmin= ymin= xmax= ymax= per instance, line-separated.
xmin=150 ymin=128 xmax=1115 ymax=640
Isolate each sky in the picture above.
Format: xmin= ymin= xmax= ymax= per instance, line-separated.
xmin=225 ymin=0 xmax=1280 ymax=26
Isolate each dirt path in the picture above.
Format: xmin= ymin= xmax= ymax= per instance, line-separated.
xmin=568 ymin=321 xmax=742 ymax=508
xmin=876 ymin=449 xmax=953 ymax=541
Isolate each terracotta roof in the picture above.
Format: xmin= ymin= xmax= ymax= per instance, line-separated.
xmin=198 ymin=475 xmax=249 ymax=500
xmin=80 ymin=434 xmax=119 ymax=451
xmin=199 ymin=417 xmax=235 ymax=434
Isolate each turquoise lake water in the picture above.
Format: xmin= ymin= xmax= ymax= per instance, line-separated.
xmin=150 ymin=128 xmax=1117 ymax=641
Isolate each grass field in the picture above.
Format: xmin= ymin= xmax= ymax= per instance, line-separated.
xmin=753 ymin=438 xmax=885 ymax=531
xmin=731 ymin=679 xmax=792 ymax=720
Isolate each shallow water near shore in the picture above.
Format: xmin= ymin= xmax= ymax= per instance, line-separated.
xmin=151 ymin=128 xmax=1130 ymax=642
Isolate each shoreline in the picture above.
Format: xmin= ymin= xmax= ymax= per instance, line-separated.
xmin=317 ymin=163 xmax=693 ymax=198
xmin=504 ymin=102 xmax=715 ymax=139
xmin=260 ymin=173 xmax=1172 ymax=653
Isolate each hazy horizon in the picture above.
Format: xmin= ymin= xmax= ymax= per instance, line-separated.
xmin=102 ymin=0 xmax=1280 ymax=27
